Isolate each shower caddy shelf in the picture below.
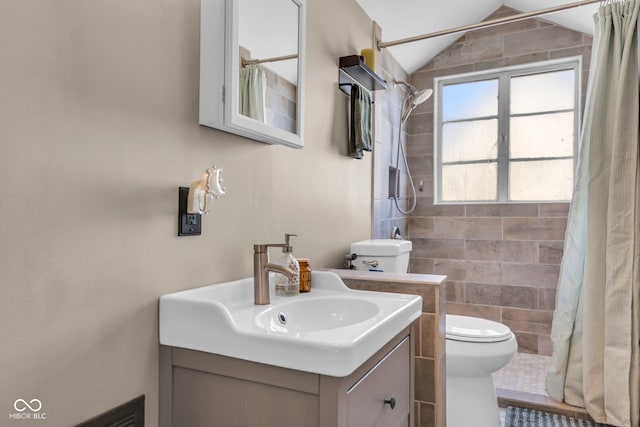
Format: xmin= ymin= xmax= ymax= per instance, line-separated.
xmin=338 ymin=55 xmax=387 ymax=96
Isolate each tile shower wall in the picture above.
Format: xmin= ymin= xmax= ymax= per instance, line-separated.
xmin=265 ymin=72 xmax=296 ymax=133
xmin=405 ymin=7 xmax=592 ymax=355
xmin=372 ymin=47 xmax=411 ymax=240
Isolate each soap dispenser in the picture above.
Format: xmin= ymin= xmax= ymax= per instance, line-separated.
xmin=275 ymin=233 xmax=300 ymax=297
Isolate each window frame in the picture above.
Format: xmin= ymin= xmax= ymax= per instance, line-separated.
xmin=433 ymin=57 xmax=582 ymax=205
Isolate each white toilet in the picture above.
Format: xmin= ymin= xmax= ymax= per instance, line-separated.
xmin=446 ymin=314 xmax=517 ymax=427
xmin=348 ymin=239 xmax=517 ymax=427
xmin=348 ymin=239 xmax=412 ymax=272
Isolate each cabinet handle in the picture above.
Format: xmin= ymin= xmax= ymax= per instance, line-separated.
xmin=383 ymin=396 xmax=396 ymax=410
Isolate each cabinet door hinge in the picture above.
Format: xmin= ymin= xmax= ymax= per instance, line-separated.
xmin=222 ymin=85 xmax=225 ymax=103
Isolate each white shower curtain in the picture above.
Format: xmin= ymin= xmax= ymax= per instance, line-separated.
xmin=546 ymin=2 xmax=640 ymax=426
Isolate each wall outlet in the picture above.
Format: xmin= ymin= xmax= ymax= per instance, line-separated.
xmin=178 ymin=187 xmax=201 ymax=236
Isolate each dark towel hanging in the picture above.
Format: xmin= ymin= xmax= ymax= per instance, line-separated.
xmin=349 ymin=84 xmax=372 ymax=159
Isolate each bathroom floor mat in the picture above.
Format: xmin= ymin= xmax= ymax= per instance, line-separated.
xmin=504 ymin=406 xmax=613 ymax=427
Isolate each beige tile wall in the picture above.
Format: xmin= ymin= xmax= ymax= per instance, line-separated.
xmin=337 ymin=272 xmax=447 ymax=427
xmin=403 ymin=6 xmax=593 ymax=355
xmin=265 ymin=72 xmax=297 ymax=133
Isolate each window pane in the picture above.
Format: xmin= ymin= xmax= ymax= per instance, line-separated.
xmin=442 ymin=163 xmax=497 ymax=201
xmin=442 ymin=119 xmax=498 ymax=163
xmin=510 ymin=112 xmax=574 ymax=158
xmin=511 ymin=69 xmax=575 ymax=114
xmin=442 ymin=79 xmax=498 ymax=121
xmin=510 ymin=159 xmax=573 ymax=201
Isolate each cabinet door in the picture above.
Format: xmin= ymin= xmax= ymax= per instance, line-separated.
xmin=346 ymin=337 xmax=411 ymax=427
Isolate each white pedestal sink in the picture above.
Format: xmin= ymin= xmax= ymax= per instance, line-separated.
xmin=159 ymin=270 xmax=422 ymax=377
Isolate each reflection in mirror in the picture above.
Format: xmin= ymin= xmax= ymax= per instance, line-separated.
xmin=238 ymin=0 xmax=299 ymax=133
xmin=199 ymin=0 xmax=305 ymax=148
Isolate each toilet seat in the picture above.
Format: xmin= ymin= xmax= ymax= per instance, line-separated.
xmin=446 ymin=314 xmax=512 ymax=343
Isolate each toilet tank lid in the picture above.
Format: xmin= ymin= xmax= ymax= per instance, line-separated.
xmin=445 ymin=315 xmax=513 ymax=342
xmin=350 ymin=239 xmax=412 ymax=256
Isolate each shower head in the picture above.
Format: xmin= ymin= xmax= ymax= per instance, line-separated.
xmin=401 ymin=88 xmax=433 ymax=124
xmin=409 ymin=88 xmax=433 ymax=107
xmin=395 ymin=80 xmax=433 ymax=100
xmin=395 ymin=80 xmax=433 ymax=124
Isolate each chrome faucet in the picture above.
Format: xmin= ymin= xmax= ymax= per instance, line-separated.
xmin=253 ymin=243 xmax=296 ymax=305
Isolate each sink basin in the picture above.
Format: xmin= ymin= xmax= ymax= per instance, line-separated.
xmin=159 ymin=271 xmax=422 ymax=377
xmin=256 ymin=296 xmax=380 ymax=333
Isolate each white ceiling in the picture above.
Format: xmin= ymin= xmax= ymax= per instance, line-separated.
xmin=356 ymin=0 xmax=599 ymax=74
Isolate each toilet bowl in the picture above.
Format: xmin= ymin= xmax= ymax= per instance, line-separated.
xmin=446 ymin=314 xmax=517 ymax=427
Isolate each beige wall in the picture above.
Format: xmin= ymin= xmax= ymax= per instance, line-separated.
xmin=0 ymin=0 xmax=376 ymax=425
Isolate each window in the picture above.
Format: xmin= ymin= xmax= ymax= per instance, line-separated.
xmin=434 ymin=58 xmax=580 ymax=203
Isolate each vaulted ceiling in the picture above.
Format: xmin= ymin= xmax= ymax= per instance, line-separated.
xmin=356 ymin=0 xmax=599 ymax=74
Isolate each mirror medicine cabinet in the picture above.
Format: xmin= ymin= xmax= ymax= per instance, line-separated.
xmin=199 ymin=0 xmax=306 ymax=148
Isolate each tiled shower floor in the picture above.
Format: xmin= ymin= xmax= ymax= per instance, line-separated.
xmin=492 ymin=352 xmax=594 ymax=421
xmin=493 ymin=352 xmax=551 ymax=396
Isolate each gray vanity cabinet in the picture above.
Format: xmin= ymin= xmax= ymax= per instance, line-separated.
xmin=159 ymin=325 xmax=415 ymax=427
xmin=346 ymin=336 xmax=411 ymax=426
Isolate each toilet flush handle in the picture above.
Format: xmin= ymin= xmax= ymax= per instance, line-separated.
xmin=362 ymin=260 xmax=379 ymax=268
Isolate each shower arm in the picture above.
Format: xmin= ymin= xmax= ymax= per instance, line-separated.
xmin=394 ymin=80 xmax=418 ymax=95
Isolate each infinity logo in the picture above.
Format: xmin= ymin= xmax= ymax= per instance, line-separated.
xmin=13 ymin=399 xmax=42 ymax=412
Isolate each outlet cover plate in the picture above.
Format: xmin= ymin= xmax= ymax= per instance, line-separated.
xmin=178 ymin=187 xmax=201 ymax=236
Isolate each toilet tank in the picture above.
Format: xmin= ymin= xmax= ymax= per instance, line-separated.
xmin=349 ymin=239 xmax=412 ymax=273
